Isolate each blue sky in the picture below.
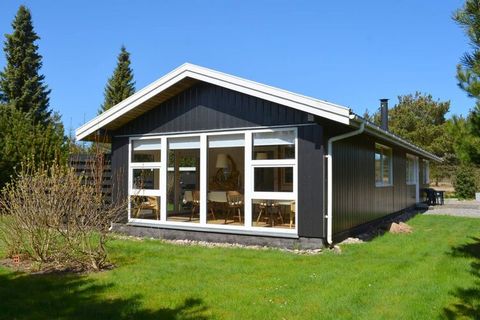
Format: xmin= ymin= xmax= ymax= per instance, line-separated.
xmin=0 ymin=1 xmax=473 ymax=134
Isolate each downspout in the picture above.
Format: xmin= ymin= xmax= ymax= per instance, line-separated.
xmin=326 ymin=117 xmax=365 ymax=245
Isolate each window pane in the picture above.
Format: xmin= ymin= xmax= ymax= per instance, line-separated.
xmin=383 ymin=158 xmax=390 ymax=184
xmin=207 ymin=135 xmax=245 ymax=226
xmin=132 ymin=169 xmax=160 ymax=189
xmin=423 ymin=160 xmax=429 ymax=184
xmin=253 ymin=145 xmax=295 ymax=160
xmin=406 ymin=157 xmax=415 ymax=184
xmin=375 ymin=144 xmax=392 ymax=186
xmin=168 ymin=136 xmax=200 ymax=150
xmin=167 ymin=137 xmax=200 ymax=223
xmin=132 ymin=140 xmax=161 ymax=162
xmin=383 ymin=157 xmax=390 ymax=184
xmin=253 ymin=131 xmax=295 ymax=146
xmin=208 ymin=134 xmax=245 ymax=148
xmin=375 ymin=152 xmax=382 ymax=183
xmin=254 ymin=167 xmax=293 ymax=192
xmin=252 ymin=199 xmax=295 ymax=229
xmin=253 ymin=131 xmax=295 ymax=160
xmin=130 ymin=196 xmax=160 ymax=220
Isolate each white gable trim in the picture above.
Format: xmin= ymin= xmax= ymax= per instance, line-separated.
xmin=75 ymin=63 xmax=352 ymax=141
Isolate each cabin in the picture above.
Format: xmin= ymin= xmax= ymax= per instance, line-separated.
xmin=76 ymin=63 xmax=440 ymax=248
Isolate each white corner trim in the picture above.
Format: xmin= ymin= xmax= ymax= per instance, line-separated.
xmin=75 ymin=63 xmax=352 ymax=141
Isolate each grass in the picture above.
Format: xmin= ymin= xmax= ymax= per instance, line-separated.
xmin=0 ymin=214 xmax=479 ymax=319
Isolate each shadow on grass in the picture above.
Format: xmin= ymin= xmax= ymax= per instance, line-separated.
xmin=443 ymin=236 xmax=480 ymax=319
xmin=0 ymin=270 xmax=209 ymax=320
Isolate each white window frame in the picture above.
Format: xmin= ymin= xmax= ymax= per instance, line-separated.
xmin=406 ymin=154 xmax=417 ymax=185
xmin=128 ymin=136 xmax=163 ymax=221
xmin=126 ymin=127 xmax=298 ymax=236
xmin=250 ymin=128 xmax=297 ymax=230
xmin=375 ymin=143 xmax=393 ymax=187
xmin=423 ymin=160 xmax=430 ymax=184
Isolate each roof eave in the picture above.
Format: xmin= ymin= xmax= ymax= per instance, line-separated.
xmin=350 ymin=114 xmax=442 ymax=162
xmin=75 ymin=63 xmax=352 ymax=141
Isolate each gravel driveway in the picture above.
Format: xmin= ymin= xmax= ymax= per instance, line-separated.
xmin=424 ymin=199 xmax=480 ymax=218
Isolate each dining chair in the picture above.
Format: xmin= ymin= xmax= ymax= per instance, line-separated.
xmin=208 ymin=191 xmax=228 ymax=221
xmin=133 ymin=196 xmax=159 ymax=220
xmin=226 ymin=191 xmax=243 ymax=224
xmin=255 ymin=200 xmax=284 ymax=227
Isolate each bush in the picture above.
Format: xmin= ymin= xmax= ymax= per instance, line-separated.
xmin=0 ymin=159 xmax=125 ymax=271
xmin=453 ymin=165 xmax=477 ymax=199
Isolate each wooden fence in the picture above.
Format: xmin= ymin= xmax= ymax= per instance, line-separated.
xmin=69 ymin=154 xmax=112 ymax=202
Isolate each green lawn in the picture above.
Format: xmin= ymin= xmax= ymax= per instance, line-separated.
xmin=0 ymin=214 xmax=479 ymax=319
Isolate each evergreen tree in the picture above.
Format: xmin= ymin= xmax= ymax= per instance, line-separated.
xmin=364 ymin=93 xmax=454 ymax=184
xmin=0 ymin=5 xmax=51 ymax=123
xmin=454 ymin=0 xmax=480 ymax=135
xmin=100 ymin=46 xmax=135 ymax=113
xmin=364 ymin=93 xmax=450 ymax=156
xmin=453 ymin=164 xmax=477 ymax=199
xmin=0 ymin=103 xmax=67 ymax=187
xmin=388 ymin=93 xmax=450 ymax=156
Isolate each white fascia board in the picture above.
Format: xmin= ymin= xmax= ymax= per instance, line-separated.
xmin=76 ymin=65 xmax=191 ymax=140
xmin=185 ymin=68 xmax=351 ymax=124
xmin=76 ymin=63 xmax=351 ymax=141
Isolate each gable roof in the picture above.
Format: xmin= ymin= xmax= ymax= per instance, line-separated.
xmin=75 ymin=63 xmax=351 ymax=141
xmin=75 ymin=63 xmax=441 ymax=162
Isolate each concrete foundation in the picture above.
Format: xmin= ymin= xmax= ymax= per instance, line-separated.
xmin=111 ymin=223 xmax=326 ymax=249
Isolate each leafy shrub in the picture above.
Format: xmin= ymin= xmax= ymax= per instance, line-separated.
xmin=453 ymin=165 xmax=477 ymax=199
xmin=0 ymin=159 xmax=125 ymax=271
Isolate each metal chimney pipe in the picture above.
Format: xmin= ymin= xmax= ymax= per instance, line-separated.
xmin=380 ymin=99 xmax=389 ymax=131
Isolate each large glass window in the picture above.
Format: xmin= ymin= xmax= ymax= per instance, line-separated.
xmin=127 ymin=129 xmax=297 ymax=233
xmin=167 ymin=137 xmax=201 ymax=223
xmin=207 ymin=134 xmax=245 ymax=226
xmin=129 ymin=138 xmax=162 ymax=220
xmin=251 ymin=130 xmax=296 ymax=229
xmin=375 ymin=143 xmax=392 ymax=186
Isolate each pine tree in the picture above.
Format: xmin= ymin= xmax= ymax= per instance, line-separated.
xmin=0 ymin=103 xmax=67 ymax=187
xmin=100 ymin=46 xmax=135 ymax=113
xmin=0 ymin=5 xmax=51 ymax=124
xmin=454 ymin=0 xmax=480 ymax=135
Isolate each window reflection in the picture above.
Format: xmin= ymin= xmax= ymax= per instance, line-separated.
xmin=132 ymin=169 xmax=159 ymax=190
xmin=254 ymin=167 xmax=293 ymax=192
xmin=131 ymin=139 xmax=161 ymax=162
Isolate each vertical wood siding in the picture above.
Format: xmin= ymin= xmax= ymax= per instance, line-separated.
xmin=111 ymin=136 xmax=129 ymax=222
xmin=331 ymin=133 xmax=423 ymax=235
xmin=297 ymin=125 xmax=325 ymax=238
xmin=113 ymin=82 xmax=308 ymax=136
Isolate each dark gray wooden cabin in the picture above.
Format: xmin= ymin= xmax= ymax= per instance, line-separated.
xmin=76 ymin=63 xmax=439 ymax=248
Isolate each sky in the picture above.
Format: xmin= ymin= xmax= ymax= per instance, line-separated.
xmin=0 ymin=1 xmax=474 ymax=135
